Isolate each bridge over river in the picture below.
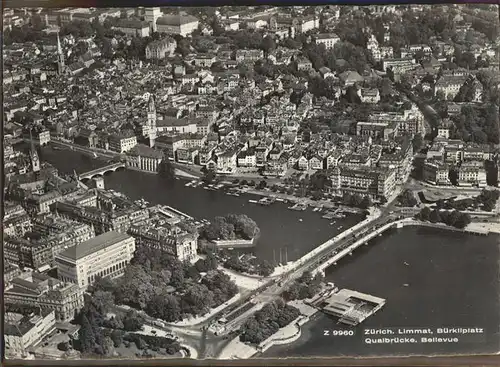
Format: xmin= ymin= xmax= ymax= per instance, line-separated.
xmin=78 ymin=162 xmax=126 ymax=180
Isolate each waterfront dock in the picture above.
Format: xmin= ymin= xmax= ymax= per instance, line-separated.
xmin=258 ymin=197 xmax=276 ymax=206
xmin=210 ymin=238 xmax=256 ymax=249
xmin=322 ymin=209 xmax=346 ymax=220
xmin=310 ymin=288 xmax=386 ymax=326
xmin=288 ymin=203 xmax=307 ymax=211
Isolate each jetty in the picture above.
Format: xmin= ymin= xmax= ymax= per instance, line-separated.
xmin=210 ymin=238 xmax=256 ymax=249
xmin=322 ymin=209 xmax=346 ymax=220
xmin=309 ymin=288 xmax=386 ymax=326
xmin=258 ymin=197 xmax=276 ymax=206
xmin=288 ymin=203 xmax=307 ymax=211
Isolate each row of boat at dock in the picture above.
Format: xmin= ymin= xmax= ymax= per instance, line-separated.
xmin=183 ymin=179 xmax=351 ymax=222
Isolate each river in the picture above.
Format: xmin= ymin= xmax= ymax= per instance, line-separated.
xmin=36 ymin=145 xmax=363 ymax=262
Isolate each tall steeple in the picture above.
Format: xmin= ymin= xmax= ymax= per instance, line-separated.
xmin=147 ymin=94 xmax=157 ymax=148
xmin=57 ymin=32 xmax=65 ymax=75
xmin=29 ymin=129 xmax=40 ymax=173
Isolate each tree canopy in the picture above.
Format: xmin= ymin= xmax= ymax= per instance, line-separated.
xmin=201 ymin=214 xmax=259 ymax=241
xmin=239 ymin=299 xmax=300 ymax=344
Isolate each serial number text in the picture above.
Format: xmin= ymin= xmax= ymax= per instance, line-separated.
xmin=324 ymin=330 xmax=355 ymax=336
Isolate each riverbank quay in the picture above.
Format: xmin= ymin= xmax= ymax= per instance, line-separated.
xmin=232 ymin=185 xmax=366 ymax=213
xmin=126 ymin=165 xmax=198 ymax=179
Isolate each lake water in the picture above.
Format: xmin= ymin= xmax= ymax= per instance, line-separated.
xmin=263 ymin=226 xmax=500 ymax=357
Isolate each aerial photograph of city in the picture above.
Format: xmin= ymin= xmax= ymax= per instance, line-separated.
xmin=2 ymin=3 xmax=500 ymax=361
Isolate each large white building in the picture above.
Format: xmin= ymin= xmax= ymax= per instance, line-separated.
xmin=144 ymin=7 xmax=162 ymax=32
xmin=315 ymin=33 xmax=340 ymax=50
xmin=458 ymin=161 xmax=487 ymax=187
xmin=126 ymin=144 xmax=164 ymax=173
xmin=55 ymin=231 xmax=136 ymax=289
xmin=156 ymin=15 xmax=199 ymax=36
xmin=108 ymin=132 xmax=138 ymax=153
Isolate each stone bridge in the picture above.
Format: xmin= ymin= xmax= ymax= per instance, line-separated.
xmin=311 ymin=218 xmax=412 ymax=276
xmin=79 ymin=162 xmax=126 ymax=180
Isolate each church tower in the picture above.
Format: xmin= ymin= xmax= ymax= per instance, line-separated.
xmin=57 ymin=32 xmax=65 ymax=75
xmin=29 ymin=130 xmax=40 ymax=173
xmin=147 ymin=95 xmax=157 ymax=148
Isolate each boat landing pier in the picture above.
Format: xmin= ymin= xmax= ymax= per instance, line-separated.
xmin=311 ymin=288 xmax=386 ymax=326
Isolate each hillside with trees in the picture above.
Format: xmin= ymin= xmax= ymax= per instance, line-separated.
xmin=449 ymin=104 xmax=500 ymax=144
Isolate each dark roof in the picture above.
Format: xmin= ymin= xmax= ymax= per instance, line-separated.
xmin=56 ymin=231 xmax=133 ymax=261
xmin=5 ymin=309 xmax=53 ymax=337
xmin=128 ymin=144 xmax=164 ymax=159
xmin=116 ymin=19 xmax=149 ymax=29
xmin=156 ymin=15 xmax=198 ymax=26
xmin=157 ymin=117 xmax=195 ymax=127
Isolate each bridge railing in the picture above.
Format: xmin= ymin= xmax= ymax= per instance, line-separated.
xmin=290 ymin=208 xmax=382 ymax=269
xmin=313 ymin=218 xmax=412 ymax=274
xmin=79 ymin=162 xmax=125 ymax=178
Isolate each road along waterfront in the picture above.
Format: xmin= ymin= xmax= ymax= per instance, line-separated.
xmin=262 ymin=225 xmax=500 ymax=358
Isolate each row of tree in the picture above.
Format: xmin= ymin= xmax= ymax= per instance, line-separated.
xmin=123 ymin=333 xmax=181 ymax=355
xmin=282 ymin=271 xmax=324 ymax=301
xmin=224 ymin=254 xmax=274 ymax=277
xmin=397 ymin=189 xmax=418 ymax=207
xmin=477 ymin=189 xmax=500 ymax=212
xmin=415 ymin=207 xmax=472 ymax=229
xmin=239 ymin=299 xmax=300 ymax=344
xmin=432 ymin=190 xmax=499 ymax=213
xmin=342 ymin=192 xmax=373 ymax=209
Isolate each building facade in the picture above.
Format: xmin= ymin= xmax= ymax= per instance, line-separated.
xmin=113 ymin=19 xmax=150 ymax=37
xmin=145 ymin=37 xmax=177 ymax=60
xmin=108 ymin=133 xmax=138 ymax=153
xmin=422 ymin=161 xmax=450 ymax=185
xmin=156 ymin=15 xmax=199 ymax=36
xmin=315 ymin=33 xmax=340 ymax=49
xmin=55 ymin=231 xmax=136 ymax=289
xmin=330 ymin=166 xmax=397 ymax=201
xmin=126 ymin=144 xmax=164 ymax=173
xmin=5 ymin=310 xmax=56 ymax=358
xmin=4 ymin=272 xmax=84 ymax=322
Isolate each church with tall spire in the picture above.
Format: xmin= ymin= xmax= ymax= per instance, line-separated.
xmin=56 ymin=32 xmax=66 ymax=75
xmin=29 ymin=129 xmax=40 ymax=173
xmin=147 ymin=94 xmax=157 ymax=148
